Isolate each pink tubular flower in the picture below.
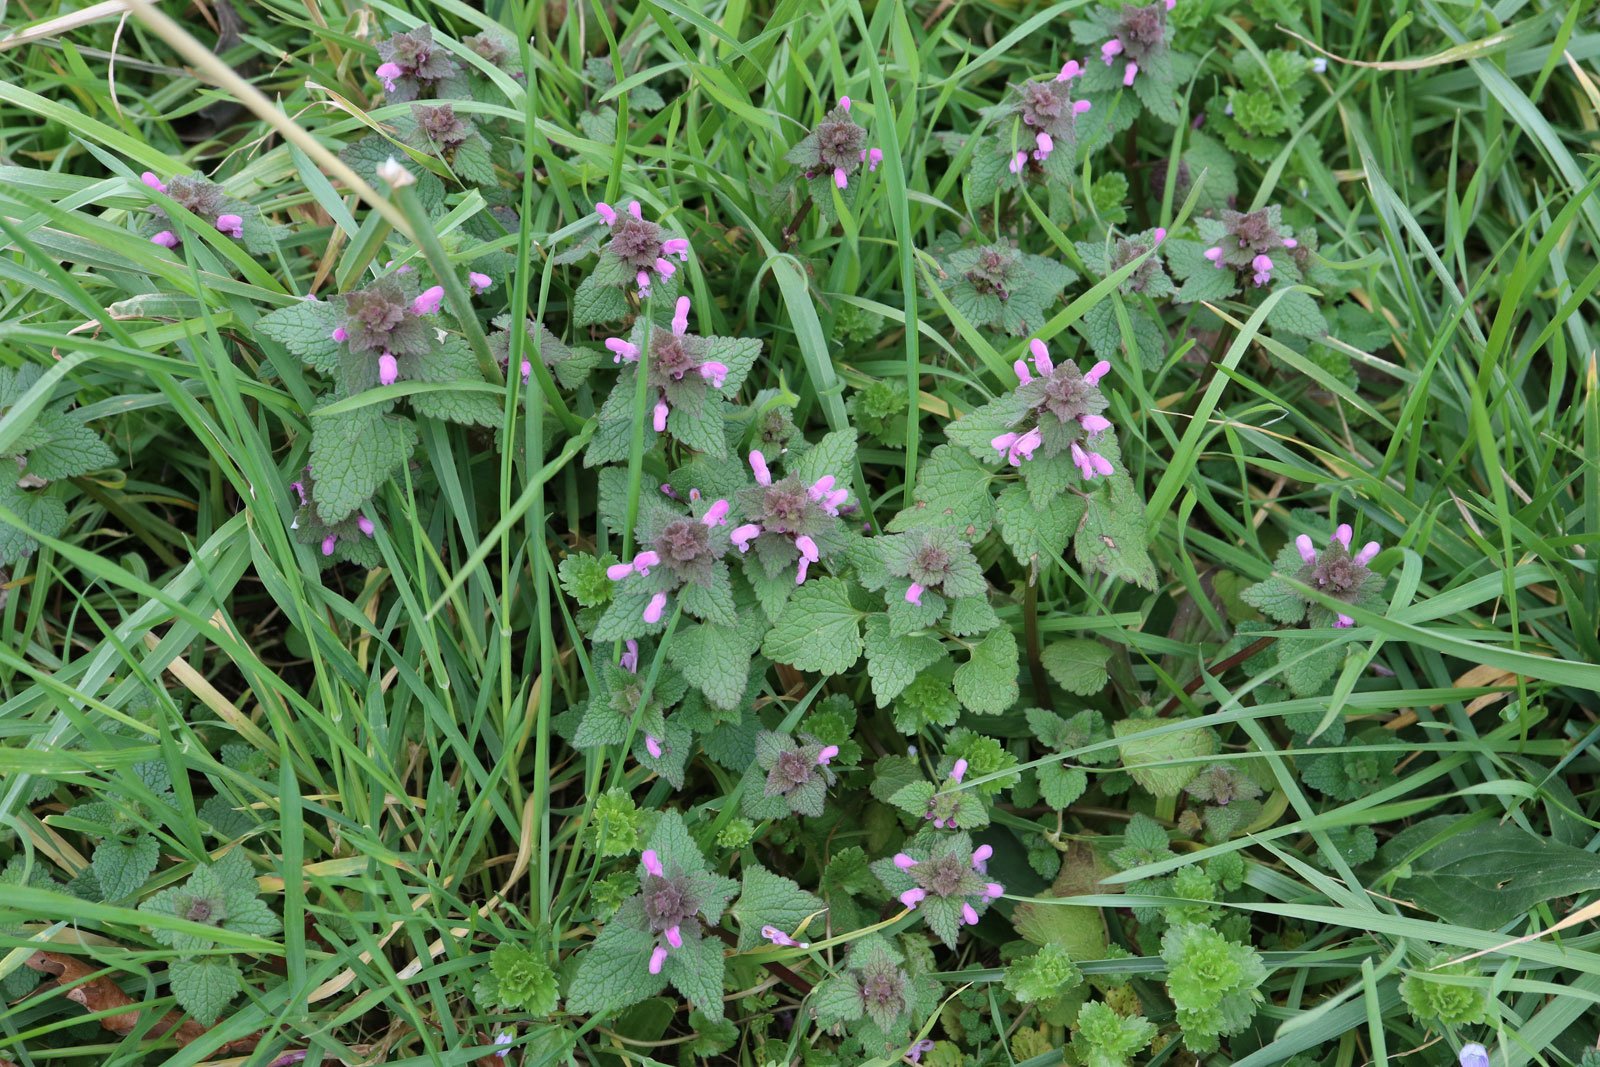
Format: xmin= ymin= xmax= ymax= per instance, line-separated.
xmin=761 ymin=925 xmax=804 ymax=947
xmin=378 ymin=353 xmax=399 ymax=386
xmin=702 ymin=499 xmax=730 ymax=527
xmin=1295 ymin=534 xmax=1317 ymax=564
xmin=628 ymin=200 xmax=644 ymax=220
xmin=375 ymin=61 xmax=403 ymax=92
xmin=795 ymin=557 xmax=811 ymax=584
xmin=1101 ymin=39 xmax=1124 ymax=63
xmin=985 ymin=882 xmax=1004 ymax=899
xmin=749 ymin=450 xmax=772 ymax=485
xmin=795 ymin=535 xmax=820 ymax=564
xmin=950 ymin=758 xmax=968 ymax=783
xmin=1204 ymin=246 xmax=1225 ymax=268
xmin=893 ymin=853 xmax=918 ymax=869
xmin=832 ymin=166 xmax=849 ymax=189
xmin=468 ymin=271 xmax=493 ymax=294
xmin=321 ymin=535 xmax=337 ymax=556
xmin=1080 ymin=413 xmax=1112 ymax=436
xmin=605 ymin=337 xmax=639 ymax=363
xmin=1335 ymin=613 xmax=1355 ymax=629
xmin=1251 ymin=254 xmax=1274 ymax=287
xmin=671 ymin=296 xmax=692 ymax=336
xmin=699 ymin=361 xmax=729 ymax=389
xmin=140 ymin=171 xmax=166 ymax=192
xmin=730 ymin=523 xmax=761 ymax=552
xmin=653 ymin=398 xmax=670 ymax=432
xmin=653 ymin=257 xmax=677 ymax=278
xmin=636 ymin=270 xmax=652 ymax=298
xmin=1071 ymin=441 xmax=1113 ymax=479
xmin=215 ymin=214 xmax=243 ymax=238
xmin=817 ymin=744 xmax=839 ymax=765
xmin=1123 ymin=61 xmax=1139 ymax=87
xmin=662 ymin=237 xmax=691 ymax=260
xmin=643 ymin=592 xmax=668 ymax=624
xmin=971 ymin=844 xmax=993 ymax=871
xmin=645 ymin=735 xmax=663 ymax=759
xmin=357 ymin=516 xmax=376 ymax=537
xmin=839 ymin=95 xmax=851 ymax=111
xmin=908 ymin=1039 xmax=936 ymax=1064
xmin=151 ymin=231 xmax=178 ymax=248
xmin=1074 ymin=99 xmax=1093 ymax=114
xmin=1058 ymin=59 xmax=1082 ymax=81
xmin=519 ymin=359 xmax=532 ymax=383
xmin=1355 ymin=541 xmax=1381 ymax=565
xmin=962 ymin=902 xmax=980 ymax=925
xmin=1033 ymin=131 xmax=1054 ymax=161
xmin=1029 ymin=337 xmax=1054 ymax=374
xmin=648 ymin=945 xmax=668 ymax=974
xmin=899 ymin=888 xmax=926 ymax=909
xmin=1013 ymin=359 xmax=1033 ymax=384
xmin=1333 ymin=523 xmax=1353 ymax=550
xmin=1153 ymin=227 xmax=1168 ymax=244
xmin=413 ymin=286 xmax=445 ymax=315
xmin=1084 ymin=359 xmax=1111 ymax=386
xmin=595 ymin=202 xmax=618 ymax=226
xmin=642 ymin=849 xmax=664 ymax=877
xmin=1008 ymin=150 xmax=1029 ymax=175
xmin=863 ymin=147 xmax=884 ymax=171
xmin=808 ymin=475 xmax=836 ymax=501
xmin=620 ymin=639 xmax=639 ymax=673
xmin=332 ymin=326 xmax=348 ymax=342
xmin=905 ymin=582 xmax=924 ymax=606
xmin=1284 ymin=236 xmax=1299 ymax=249
xmin=290 ymin=481 xmax=308 ymax=506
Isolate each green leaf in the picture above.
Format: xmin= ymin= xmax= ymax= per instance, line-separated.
xmin=761 ymin=578 xmax=864 ymax=676
xmin=1265 ymin=288 xmax=1329 ymax=338
xmin=309 ymin=407 xmax=418 ymax=525
xmin=1040 ymin=639 xmax=1110 ymax=696
xmin=947 ymin=596 xmax=1000 ymax=637
xmin=1396 ymin=819 xmax=1600 ymax=928
xmin=92 ymin=835 xmax=159 ymax=901
xmin=953 ymin=627 xmax=1019 ymax=715
xmin=20 ymin=410 xmax=117 ymax=481
xmin=0 ymin=482 xmax=67 ymax=565
xmin=1112 ymin=719 xmax=1218 ymax=798
xmin=1240 ymin=576 xmax=1306 ymax=624
xmin=665 ymin=930 xmax=726 ymax=1021
xmin=1037 ymin=761 xmax=1089 ymax=809
xmin=169 ymin=957 xmax=241 ymax=1026
xmin=863 ymin=616 xmax=946 ymax=706
xmin=573 ymin=272 xmax=631 ymax=327
xmin=667 ymin=620 xmax=760 ymax=711
xmin=645 ymin=809 xmax=706 ymax=876
xmin=794 ymin=428 xmax=858 ymax=486
xmin=731 ymin=865 xmax=825 ymax=949
xmin=566 ymin=899 xmax=664 ymax=1017
xmin=887 ymin=445 xmax=995 ymax=534
xmin=1074 ymin=477 xmax=1157 ymax=589
xmin=255 ymin=298 xmax=340 ymax=367
xmin=996 ymin=484 xmax=1085 ymax=569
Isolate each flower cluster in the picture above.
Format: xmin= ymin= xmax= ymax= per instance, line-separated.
xmin=872 ymin=831 xmax=1004 ymax=948
xmin=139 ymin=173 xmax=246 ymax=248
xmin=753 ymin=731 xmax=840 ymax=816
xmin=637 ymin=848 xmax=703 ymax=975
xmin=607 ymin=491 xmax=738 ymax=623
xmin=594 ymin=200 xmax=692 ymax=298
xmin=605 ymin=297 xmax=728 ymax=432
xmin=375 ymin=25 xmax=461 ymax=102
xmin=785 ymin=97 xmax=884 ymax=191
xmin=990 ymin=338 xmax=1116 ymax=480
xmin=1201 ymin=207 xmax=1300 ymax=288
xmin=1095 ymin=0 xmax=1176 ymax=87
xmin=411 ymin=102 xmax=475 ymax=150
xmin=330 ymin=274 xmax=490 ymax=386
xmin=1005 ymin=68 xmax=1093 ymax=175
xmin=1294 ymin=524 xmax=1382 ymax=628
xmin=736 ymin=451 xmax=851 ymax=585
xmin=287 ymin=468 xmax=380 ymax=565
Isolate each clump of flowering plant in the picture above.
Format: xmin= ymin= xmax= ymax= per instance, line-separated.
xmin=573 ymin=201 xmax=694 ymax=325
xmin=965 ymin=67 xmax=1095 ymax=204
xmin=1071 ymin=1 xmax=1193 ymax=124
xmin=138 ymin=172 xmax=277 ymax=255
xmin=735 ymin=445 xmax=854 ymax=592
xmin=1165 ymin=204 xmax=1336 ymax=340
xmin=785 ymin=96 xmax=883 ymax=223
xmin=287 ymin=468 xmax=380 ymax=568
xmin=404 ymin=103 xmax=497 ymax=185
xmin=567 ymin=637 xmax=693 ymax=786
xmin=746 ymin=730 xmax=840 ymax=817
xmin=566 ymin=811 xmax=738 ymax=1021
xmin=929 ymin=238 xmax=1076 ymax=337
xmin=809 ymin=934 xmax=942 ymax=1056
xmin=1076 ymin=226 xmax=1173 ymax=369
xmin=374 ymin=25 xmax=463 ymax=102
xmin=592 ymin=487 xmax=747 ymax=638
xmin=585 ymin=296 xmax=762 ymax=463
xmin=870 ymin=829 xmax=1004 ymax=948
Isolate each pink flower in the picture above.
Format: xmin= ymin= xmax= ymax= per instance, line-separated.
xmin=635 ymin=270 xmax=652 ymax=298
xmin=795 ymin=557 xmax=811 ymax=584
xmin=795 ymin=535 xmax=820 ymax=563
xmin=1008 ymin=151 xmax=1029 ymax=175
xmin=215 ymin=214 xmax=243 ymax=238
xmin=1013 ymin=359 xmax=1033 ymax=384
xmin=908 ymin=1039 xmax=936 ymax=1064
xmin=378 ymin=353 xmax=399 ymax=386
xmin=648 ymin=945 xmax=668 ymax=974
xmin=905 ymin=582 xmax=924 ymax=606
xmin=808 ymin=475 xmax=836 ymax=501
xmin=413 ymin=286 xmax=445 ymax=315
xmin=730 ymin=523 xmax=761 ymax=552
xmin=1154 ymin=227 xmax=1167 ymax=244
xmin=633 ymin=550 xmax=660 ymax=575
xmin=699 ymin=361 xmax=729 ymax=389
xmin=893 ymin=853 xmax=918 ymax=869
xmin=1101 ymin=39 xmax=1124 ymax=63
xmin=1080 ymin=414 xmax=1112 ymax=435
xmin=140 ymin=171 xmax=166 ymax=192
xmin=151 ymin=231 xmax=178 ymax=248
xmin=1295 ymin=534 xmax=1317 ymax=564
xmin=1333 ymin=523 xmax=1353 ymax=549
xmin=1057 ymin=60 xmax=1082 ymax=81
xmin=519 ymin=360 xmax=532 ymax=384
xmin=761 ymin=925 xmax=804 ymax=947
xmin=653 ymin=257 xmax=676 ymax=278
xmin=1284 ymin=236 xmax=1299 ymax=249
xmin=748 ymin=450 xmax=772 ymax=486
xmin=662 ymin=237 xmax=691 ymax=260
xmin=972 ymin=844 xmax=993 ymax=871
xmin=1084 ymin=359 xmax=1111 ymax=386
xmin=321 ymin=535 xmax=337 ymax=556
xmin=1033 ymin=131 xmax=1054 ymax=161
xmin=1335 ymin=613 xmax=1355 ymax=628
xmin=290 ymin=481 xmax=307 ymax=506
xmin=332 ymin=326 xmax=348 ymax=342
xmin=833 ymin=167 xmax=848 ymax=189
xmin=645 ymin=734 xmax=663 ymax=758
xmin=864 ymin=147 xmax=884 ymax=171
xmin=899 ymin=888 xmax=926 ymax=909
xmin=839 ymin=95 xmax=851 ymax=111
xmin=468 ymin=271 xmax=493 ymax=294
xmin=817 ymin=744 xmax=839 ymax=765
xmin=375 ymin=61 xmax=403 ymax=92
xmin=962 ymin=902 xmax=980 ymax=925
xmin=605 ymin=337 xmax=639 ymax=363
xmin=667 ymin=296 xmax=692 ymax=337
xmin=1204 ymin=246 xmax=1225 ymax=268
xmin=823 ymin=487 xmax=849 ymax=514
xmin=985 ymin=882 xmax=1004 ymax=899
xmin=642 ymin=849 xmax=664 ymax=877
xmin=620 ymin=639 xmax=639 ymax=673
xmin=1123 ymin=61 xmax=1139 ymax=87
xmin=1355 ymin=541 xmax=1380 ymax=565
xmin=627 ymin=201 xmax=644 ymax=220
xmin=643 ymin=592 xmax=668 ymax=624
xmin=1029 ymin=338 xmax=1055 ymax=375
xmin=652 ymin=398 xmax=670 ymax=432
xmin=357 ymin=516 xmax=376 ymax=537
xmin=1251 ymin=254 xmax=1274 ymax=287
xmin=595 ymin=202 xmax=618 ymax=226
xmin=1073 ymin=99 xmax=1093 ymax=114
xmin=1071 ymin=441 xmax=1114 ymax=479
xmin=995 ymin=427 xmax=1042 ymax=465
xmin=701 ymin=499 xmax=730 ymax=527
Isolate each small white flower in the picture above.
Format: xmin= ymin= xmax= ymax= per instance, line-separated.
xmin=376 ymin=156 xmax=416 ymax=189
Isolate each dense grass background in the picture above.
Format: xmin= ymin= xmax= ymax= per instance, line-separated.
xmin=2 ymin=0 xmax=1600 ymax=1064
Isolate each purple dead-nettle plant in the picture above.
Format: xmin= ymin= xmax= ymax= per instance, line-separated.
xmin=736 ymin=450 xmax=852 ymax=585
xmin=286 ymin=468 xmax=380 ymax=568
xmin=930 ymin=238 xmax=1077 ymax=337
xmin=1006 ymin=68 xmax=1093 ymax=175
xmin=332 ymin=277 xmax=441 ymax=388
xmin=1075 ymin=226 xmax=1174 ymax=369
xmin=784 ymin=96 xmax=882 ymax=224
xmin=605 ymin=297 xmax=732 ymax=434
xmin=1242 ymin=522 xmax=1387 ymax=630
xmin=594 ymin=200 xmax=692 ymax=299
xmin=411 ymin=103 xmax=475 ymax=150
xmin=375 ymin=25 xmax=462 ymax=102
xmin=870 ymin=830 xmax=1004 ymax=948
xmin=1080 ymin=0 xmax=1176 ymax=88
xmin=1200 ymin=206 xmax=1299 ymax=284
xmin=138 ymin=172 xmax=252 ymax=248
xmin=752 ymin=731 xmax=840 ymax=817
xmin=873 ymin=527 xmax=988 ymax=612
xmin=606 ymin=491 xmax=738 ymax=625
xmin=993 ymin=339 xmax=1116 ymax=480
